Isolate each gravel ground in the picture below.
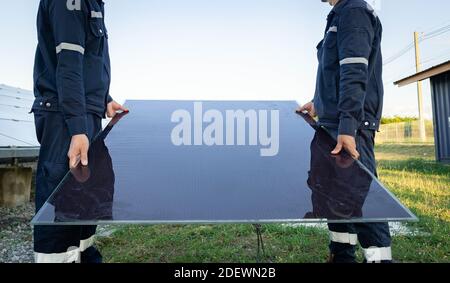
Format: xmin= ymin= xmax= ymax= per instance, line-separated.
xmin=0 ymin=202 xmax=35 ymax=263
xmin=0 ymin=202 xmax=117 ymax=263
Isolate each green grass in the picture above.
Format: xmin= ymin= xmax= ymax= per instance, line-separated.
xmin=97 ymin=143 xmax=450 ymax=263
xmin=375 ymin=144 xmax=449 ymax=263
xmin=375 ymin=143 xmax=436 ymax=161
xmin=97 ymin=225 xmax=330 ymax=263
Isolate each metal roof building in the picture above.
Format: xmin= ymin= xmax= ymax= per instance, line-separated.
xmin=395 ymin=60 xmax=450 ymax=163
xmin=0 ymin=84 xmax=39 ymax=163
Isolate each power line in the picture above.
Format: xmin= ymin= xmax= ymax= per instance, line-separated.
xmin=421 ymin=49 xmax=450 ymax=65
xmin=422 ymin=19 xmax=450 ymax=34
xmin=383 ymin=23 xmax=450 ymax=66
xmin=422 ymin=23 xmax=450 ymax=37
xmin=383 ymin=65 xmax=417 ymax=84
xmin=384 ymin=49 xmax=450 ymax=84
xmin=383 ymin=42 xmax=414 ymax=65
xmin=422 ymin=25 xmax=450 ymax=41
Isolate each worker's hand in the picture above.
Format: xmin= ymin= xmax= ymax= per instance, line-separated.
xmin=331 ymin=135 xmax=360 ymax=160
xmin=68 ymin=134 xmax=90 ymax=169
xmin=107 ymin=101 xmax=128 ymax=118
xmin=296 ymin=102 xmax=316 ymax=118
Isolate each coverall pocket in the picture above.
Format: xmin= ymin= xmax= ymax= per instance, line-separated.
xmin=89 ymin=19 xmax=105 ymax=38
xmin=316 ymin=39 xmax=324 ymax=61
xmin=322 ymin=33 xmax=338 ymax=66
xmin=324 ymin=33 xmax=337 ymax=48
xmin=321 ymin=33 xmax=339 ymax=91
xmin=316 ymin=39 xmax=324 ymax=50
xmin=88 ymin=20 xmax=105 ymax=56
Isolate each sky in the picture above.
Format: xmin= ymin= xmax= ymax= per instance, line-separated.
xmin=0 ymin=0 xmax=449 ymax=119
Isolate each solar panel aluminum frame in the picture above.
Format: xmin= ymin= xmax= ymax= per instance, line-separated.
xmin=31 ymin=101 xmax=418 ymax=226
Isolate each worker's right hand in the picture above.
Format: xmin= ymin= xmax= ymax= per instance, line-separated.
xmin=296 ymin=101 xmax=316 ymax=118
xmin=68 ymin=134 xmax=90 ymax=169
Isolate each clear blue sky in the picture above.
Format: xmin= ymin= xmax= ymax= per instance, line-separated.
xmin=0 ymin=0 xmax=449 ymax=118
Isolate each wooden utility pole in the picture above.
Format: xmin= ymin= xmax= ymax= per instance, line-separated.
xmin=414 ymin=31 xmax=426 ymax=142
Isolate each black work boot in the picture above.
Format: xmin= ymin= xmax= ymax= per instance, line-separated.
xmin=81 ymin=246 xmax=103 ymax=263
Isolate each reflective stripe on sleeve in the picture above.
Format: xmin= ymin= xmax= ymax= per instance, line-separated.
xmin=55 ymin=42 xmax=85 ymax=55
xmin=329 ymin=231 xmax=358 ymax=245
xmin=79 ymin=235 xmax=95 ymax=252
xmin=91 ymin=11 xmax=103 ymax=18
xmin=340 ymin=57 xmax=369 ymax=66
xmin=34 ymin=246 xmax=80 ymax=263
xmin=363 ymin=246 xmax=392 ymax=262
xmin=328 ymin=26 xmax=337 ymax=33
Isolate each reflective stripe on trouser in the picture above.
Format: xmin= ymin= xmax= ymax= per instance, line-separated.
xmin=363 ymin=246 xmax=392 ymax=262
xmin=35 ymin=246 xmax=80 ymax=263
xmin=34 ymin=235 xmax=96 ymax=263
xmin=326 ymin=129 xmax=392 ymax=263
xmin=329 ymin=231 xmax=358 ymax=245
xmin=328 ymin=223 xmax=392 ymax=263
xmin=80 ymin=235 xmax=96 ymax=252
xmin=33 ymin=111 xmax=102 ymax=263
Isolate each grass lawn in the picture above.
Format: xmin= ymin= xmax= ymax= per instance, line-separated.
xmin=97 ymin=143 xmax=450 ymax=263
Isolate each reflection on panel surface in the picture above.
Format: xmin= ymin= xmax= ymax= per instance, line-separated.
xmin=32 ymin=101 xmax=416 ymax=225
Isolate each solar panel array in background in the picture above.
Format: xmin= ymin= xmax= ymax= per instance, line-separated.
xmin=0 ymin=84 xmax=39 ymax=147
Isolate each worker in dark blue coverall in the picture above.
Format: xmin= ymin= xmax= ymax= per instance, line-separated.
xmin=32 ymin=0 xmax=127 ymax=263
xmin=297 ymin=0 xmax=392 ymax=263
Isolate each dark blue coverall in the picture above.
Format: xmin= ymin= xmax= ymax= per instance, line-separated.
xmin=32 ymin=0 xmax=112 ymax=263
xmin=313 ymin=0 xmax=392 ymax=263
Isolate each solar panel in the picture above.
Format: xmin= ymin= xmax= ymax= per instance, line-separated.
xmin=0 ymin=84 xmax=39 ymax=148
xmin=32 ymin=100 xmax=417 ymax=225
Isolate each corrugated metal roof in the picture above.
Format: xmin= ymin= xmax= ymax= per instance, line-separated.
xmin=394 ymin=60 xmax=450 ymax=87
xmin=0 ymin=84 xmax=39 ymax=149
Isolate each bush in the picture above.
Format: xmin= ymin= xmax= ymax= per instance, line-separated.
xmin=381 ymin=116 xmax=419 ymax=125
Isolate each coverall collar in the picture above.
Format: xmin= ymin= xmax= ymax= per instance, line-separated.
xmin=326 ymin=0 xmax=348 ymax=22
xmin=331 ymin=0 xmax=349 ymax=13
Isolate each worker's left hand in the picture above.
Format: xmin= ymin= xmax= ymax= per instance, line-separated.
xmin=296 ymin=102 xmax=316 ymax=118
xmin=107 ymin=101 xmax=128 ymax=118
xmin=331 ymin=135 xmax=360 ymax=160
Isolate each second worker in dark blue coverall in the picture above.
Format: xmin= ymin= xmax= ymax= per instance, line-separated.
xmin=298 ymin=0 xmax=392 ymax=263
xmin=32 ymin=0 xmax=127 ymax=263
